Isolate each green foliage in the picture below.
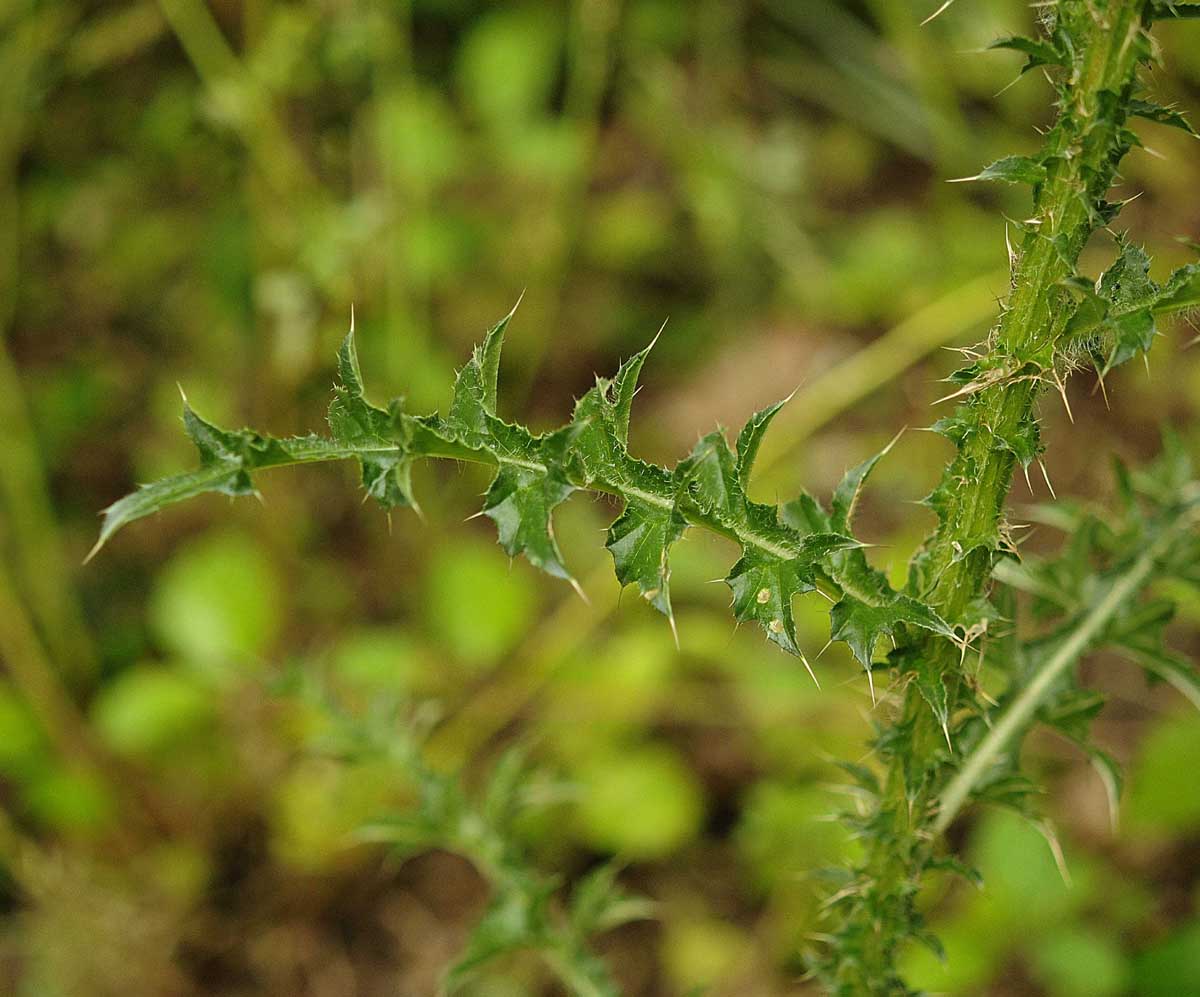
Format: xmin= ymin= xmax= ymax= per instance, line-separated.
xmin=92 ymin=306 xmax=963 ymax=688
xmin=302 ymin=689 xmax=652 ymax=995
xmin=820 ymin=2 xmax=1200 ymax=992
xmin=954 ymin=440 xmax=1200 ymax=834
xmin=81 ymin=0 xmax=1200 ymax=993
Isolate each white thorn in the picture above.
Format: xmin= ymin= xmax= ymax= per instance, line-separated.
xmin=1050 ymin=367 xmax=1073 ymax=423
xmin=569 ymin=576 xmax=590 ymax=605
xmin=1038 ymin=459 xmax=1057 ymax=500
xmin=646 ymin=318 xmax=668 ymax=354
xmin=800 ymin=651 xmax=822 ymax=691
xmin=920 ymin=0 xmax=956 ymax=24
xmin=866 ymin=668 xmax=877 ymax=707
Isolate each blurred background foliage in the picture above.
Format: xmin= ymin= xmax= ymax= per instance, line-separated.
xmin=0 ymin=0 xmax=1198 ymax=993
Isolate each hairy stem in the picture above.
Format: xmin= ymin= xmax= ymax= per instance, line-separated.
xmin=828 ymin=2 xmax=1154 ymax=991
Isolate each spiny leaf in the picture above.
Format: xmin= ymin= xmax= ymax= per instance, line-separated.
xmin=572 ymin=339 xmax=685 ymax=620
xmin=735 ymin=395 xmax=790 ymax=489
xmin=1062 ymin=237 xmax=1165 ymax=374
xmin=830 ymin=431 xmax=901 ymax=534
xmin=989 ymin=35 xmax=1067 ymax=72
xmin=1153 ymin=262 xmax=1200 ymax=315
xmin=606 ymin=484 xmax=687 ymax=621
xmin=1088 ymin=748 xmax=1124 ymax=832
xmin=93 ymin=307 xmax=969 ymax=689
xmin=1151 ymin=1 xmax=1200 ymax=19
xmin=727 ymin=539 xmax=839 ymax=660
xmin=328 ymin=331 xmax=419 ymax=511
xmin=950 ymin=154 xmax=1046 ymax=186
xmin=443 ymin=875 xmax=559 ymax=993
xmin=1116 ymin=642 xmax=1200 ymax=712
xmin=90 ymin=407 xmax=370 ymax=562
xmin=815 ymin=440 xmax=956 ymax=675
xmin=1099 ymin=238 xmax=1157 ymax=308
xmin=611 ymin=329 xmax=661 ymax=445
xmin=480 ymin=419 xmax=580 ymax=580
xmin=677 ymin=428 xmax=858 ymax=658
xmin=831 ymin=591 xmax=956 ymax=673
xmin=451 ymin=300 xmax=520 ymax=432
xmin=1129 ymin=98 xmax=1199 ymax=137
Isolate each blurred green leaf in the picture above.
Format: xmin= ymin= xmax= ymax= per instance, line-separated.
xmin=456 ymin=7 xmax=561 ymax=130
xmin=330 ymin=628 xmax=421 ymax=693
xmin=149 ymin=531 xmax=283 ymax=675
xmin=20 ymin=766 xmax=115 ymax=831
xmin=575 ymin=744 xmax=704 ymax=859
xmin=426 ymin=539 xmax=538 ymax=667
xmin=91 ymin=666 xmax=214 ymax=757
xmin=1132 ymin=919 xmax=1200 ymax=997
xmin=0 ymin=685 xmax=46 ymax=776
xmin=1032 ymin=927 xmax=1128 ymax=997
xmin=1128 ymin=715 xmax=1200 ymax=831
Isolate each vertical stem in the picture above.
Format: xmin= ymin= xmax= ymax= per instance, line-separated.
xmin=828 ymin=2 xmax=1153 ymax=991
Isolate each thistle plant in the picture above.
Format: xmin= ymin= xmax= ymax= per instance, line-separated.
xmin=91 ymin=0 xmax=1200 ymax=991
xmin=286 ymin=678 xmax=653 ymax=996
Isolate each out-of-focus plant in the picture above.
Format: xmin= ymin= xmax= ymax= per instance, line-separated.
xmin=90 ymin=0 xmax=1200 ymax=992
xmin=286 ymin=678 xmax=654 ymax=996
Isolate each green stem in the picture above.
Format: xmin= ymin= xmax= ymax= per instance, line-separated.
xmin=829 ymin=2 xmax=1155 ymax=991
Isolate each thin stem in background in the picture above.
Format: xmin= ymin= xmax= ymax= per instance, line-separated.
xmin=934 ymin=513 xmax=1195 ymax=835
xmin=0 ymin=6 xmax=96 ymax=685
xmin=504 ymin=0 xmax=621 ymax=409
xmin=156 ymin=0 xmax=318 ymax=200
